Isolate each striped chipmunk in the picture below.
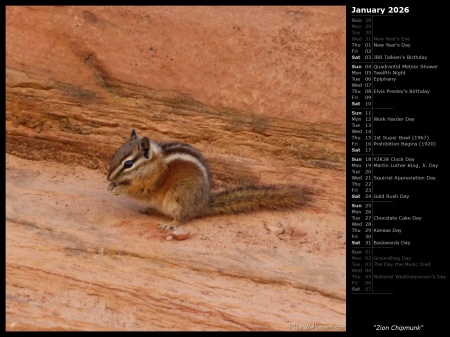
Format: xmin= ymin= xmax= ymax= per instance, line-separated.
xmin=107 ymin=129 xmax=312 ymax=230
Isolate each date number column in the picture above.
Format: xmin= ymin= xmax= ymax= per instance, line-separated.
xmin=350 ymin=14 xmax=374 ymax=294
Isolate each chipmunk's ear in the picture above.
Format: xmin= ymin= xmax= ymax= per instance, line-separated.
xmin=139 ymin=137 xmax=151 ymax=159
xmin=130 ymin=129 xmax=138 ymax=140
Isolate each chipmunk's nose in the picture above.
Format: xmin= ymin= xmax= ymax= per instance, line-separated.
xmin=107 ymin=168 xmax=114 ymax=182
xmin=107 ymin=174 xmax=116 ymax=182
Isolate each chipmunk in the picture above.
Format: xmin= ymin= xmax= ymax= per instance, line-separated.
xmin=107 ymin=129 xmax=311 ymax=230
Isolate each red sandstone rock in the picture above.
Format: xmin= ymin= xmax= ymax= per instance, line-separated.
xmin=171 ymin=228 xmax=191 ymax=241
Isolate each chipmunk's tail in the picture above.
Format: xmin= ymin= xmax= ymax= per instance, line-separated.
xmin=206 ymin=185 xmax=312 ymax=216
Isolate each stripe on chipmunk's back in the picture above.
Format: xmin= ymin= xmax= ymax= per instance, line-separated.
xmin=161 ymin=143 xmax=210 ymax=182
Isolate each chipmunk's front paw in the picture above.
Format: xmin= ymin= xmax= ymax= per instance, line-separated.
xmin=108 ymin=182 xmax=121 ymax=195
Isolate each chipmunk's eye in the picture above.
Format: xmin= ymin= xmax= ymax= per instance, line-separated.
xmin=123 ymin=160 xmax=134 ymax=169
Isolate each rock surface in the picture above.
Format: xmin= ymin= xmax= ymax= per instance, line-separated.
xmin=6 ymin=6 xmax=346 ymax=331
